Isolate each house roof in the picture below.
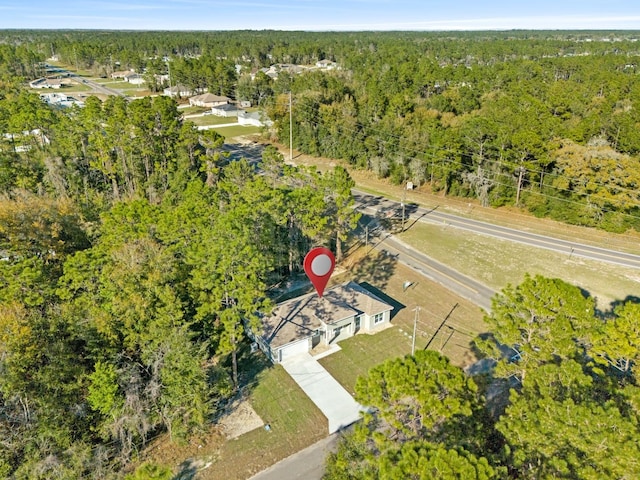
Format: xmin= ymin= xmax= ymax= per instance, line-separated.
xmin=111 ymin=69 xmax=134 ymax=77
xmin=164 ymin=84 xmax=191 ymax=93
xmin=212 ymin=103 xmax=239 ymax=112
xmin=192 ymin=93 xmax=230 ymax=103
xmin=260 ymin=281 xmax=393 ymax=349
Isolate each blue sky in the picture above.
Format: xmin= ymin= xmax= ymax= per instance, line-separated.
xmin=1 ymin=0 xmax=639 ymax=31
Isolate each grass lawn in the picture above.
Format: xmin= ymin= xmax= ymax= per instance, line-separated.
xmin=180 ymin=106 xmax=209 ymax=114
xmin=105 ymin=80 xmax=135 ymax=90
xmin=215 ymin=125 xmax=262 ymax=138
xmin=143 ymin=354 xmax=326 ymax=480
xmin=123 ymin=89 xmax=153 ymax=97
xmin=199 ymin=364 xmax=326 ymax=480
xmin=187 ymin=115 xmax=238 ymax=127
xmin=64 ymin=84 xmax=94 ymax=93
xmin=397 ymin=221 xmax=640 ymax=310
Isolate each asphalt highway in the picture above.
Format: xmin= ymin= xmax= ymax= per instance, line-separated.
xmin=353 ymin=190 xmax=640 ymax=270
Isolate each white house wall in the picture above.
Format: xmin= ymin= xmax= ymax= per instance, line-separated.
xmin=364 ymin=310 xmax=391 ymax=331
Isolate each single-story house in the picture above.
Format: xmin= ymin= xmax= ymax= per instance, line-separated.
xmin=210 ymin=103 xmax=245 ymax=117
xmin=29 ymin=78 xmax=66 ymax=89
xmin=189 ymin=93 xmax=230 ymax=108
xmin=252 ymin=281 xmax=394 ymax=363
xmin=163 ymin=84 xmax=193 ymax=98
xmin=124 ymin=73 xmax=145 ymax=85
xmin=238 ymin=111 xmax=271 ymax=127
xmin=316 ymin=59 xmax=337 ymax=70
xmin=111 ymin=70 xmax=134 ymax=79
xmin=39 ymin=93 xmax=84 ymax=108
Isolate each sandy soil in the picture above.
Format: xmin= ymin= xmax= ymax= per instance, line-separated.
xmin=218 ymin=398 xmax=264 ymax=439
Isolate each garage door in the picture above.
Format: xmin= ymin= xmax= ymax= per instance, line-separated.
xmin=279 ymin=338 xmax=310 ymax=362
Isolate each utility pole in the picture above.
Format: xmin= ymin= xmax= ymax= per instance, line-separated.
xmin=401 ymin=187 xmax=407 ymax=232
xmin=289 ymin=91 xmax=293 ymax=162
xmin=412 ymin=306 xmax=420 ymax=355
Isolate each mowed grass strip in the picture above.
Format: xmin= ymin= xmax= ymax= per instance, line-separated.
xmin=397 ymin=221 xmax=640 ymax=310
xmin=214 ymin=125 xmax=262 ymax=138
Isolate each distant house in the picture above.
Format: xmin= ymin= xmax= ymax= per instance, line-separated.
xmin=210 ymin=103 xmax=244 ymax=118
xmin=163 ymin=84 xmax=193 ymax=98
xmin=189 ymin=93 xmax=231 ymax=108
xmin=250 ymin=64 xmax=306 ymax=81
xmin=124 ymin=73 xmax=145 ymax=85
xmin=251 ymin=281 xmax=394 ymax=363
xmin=316 ymin=59 xmax=337 ymax=70
xmin=111 ymin=70 xmax=134 ymax=80
xmin=29 ymin=78 xmax=66 ymax=89
xmin=39 ymin=92 xmax=84 ymax=108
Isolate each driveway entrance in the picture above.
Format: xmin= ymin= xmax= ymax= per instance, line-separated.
xmin=281 ymin=353 xmax=364 ymax=434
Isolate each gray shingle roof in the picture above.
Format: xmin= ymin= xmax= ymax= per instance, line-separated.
xmin=260 ymin=281 xmax=393 ymax=348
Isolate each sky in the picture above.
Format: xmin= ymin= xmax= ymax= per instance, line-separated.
xmin=1 ymin=0 xmax=640 ymax=31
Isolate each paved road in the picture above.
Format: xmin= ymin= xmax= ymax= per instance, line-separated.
xmin=68 ymin=73 xmax=126 ymax=97
xmin=249 ymin=432 xmax=343 ymax=480
xmin=365 ymin=226 xmax=495 ymax=311
xmin=353 ymin=190 xmax=640 ymax=270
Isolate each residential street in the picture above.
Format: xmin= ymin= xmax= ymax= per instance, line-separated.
xmin=249 ymin=433 xmax=342 ymax=480
xmin=366 ymin=228 xmax=496 ymax=312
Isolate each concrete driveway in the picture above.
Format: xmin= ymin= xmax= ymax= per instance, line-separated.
xmin=281 ymin=353 xmax=364 ymax=434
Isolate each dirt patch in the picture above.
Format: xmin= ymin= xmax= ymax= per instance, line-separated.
xmin=218 ymin=398 xmax=264 ymax=439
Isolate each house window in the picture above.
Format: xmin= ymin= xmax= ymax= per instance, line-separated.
xmin=373 ymin=313 xmax=384 ymax=325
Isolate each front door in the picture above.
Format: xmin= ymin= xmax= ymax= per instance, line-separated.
xmin=354 ymin=315 xmax=362 ymax=333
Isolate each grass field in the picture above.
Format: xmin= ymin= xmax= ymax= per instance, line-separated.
xmin=397 ymin=221 xmax=640 ymax=311
xmin=319 ymin=246 xmax=486 ymax=392
xmin=187 ymin=115 xmax=238 ymax=126
xmin=105 ymin=81 xmax=135 ymax=90
xmin=215 ymin=125 xmax=262 ymax=138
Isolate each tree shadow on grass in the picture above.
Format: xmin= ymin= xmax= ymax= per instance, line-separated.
xmin=173 ymin=458 xmax=200 ymax=480
xmin=603 ymin=294 xmax=640 ymax=317
xmin=349 ymin=246 xmax=398 ymax=290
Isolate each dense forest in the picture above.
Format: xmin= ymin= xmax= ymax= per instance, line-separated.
xmin=1 ymin=29 xmax=639 ymax=478
xmin=5 ymin=29 xmax=640 ymax=231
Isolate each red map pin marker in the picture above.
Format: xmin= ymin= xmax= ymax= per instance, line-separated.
xmin=303 ymin=247 xmax=335 ymax=298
